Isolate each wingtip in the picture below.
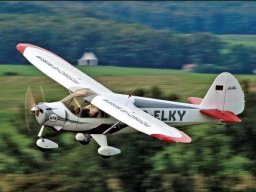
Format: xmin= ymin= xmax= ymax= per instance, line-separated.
xmin=151 ymin=131 xmax=192 ymax=143
xmin=16 ymin=43 xmax=27 ymax=54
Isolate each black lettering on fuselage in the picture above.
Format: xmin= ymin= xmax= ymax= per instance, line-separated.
xmin=151 ymin=110 xmax=186 ymax=122
xmin=178 ymin=110 xmax=186 ymax=121
xmin=154 ymin=110 xmax=160 ymax=120
xmin=169 ymin=110 xmax=176 ymax=121
xmin=161 ymin=110 xmax=168 ymax=121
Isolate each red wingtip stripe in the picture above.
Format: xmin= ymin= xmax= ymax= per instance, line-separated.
xmin=16 ymin=43 xmax=27 ymax=54
xmin=16 ymin=43 xmax=70 ymax=64
xmin=151 ymin=132 xmax=192 ymax=143
xmin=16 ymin=43 xmax=40 ymax=54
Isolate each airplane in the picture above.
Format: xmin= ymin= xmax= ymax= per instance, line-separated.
xmin=16 ymin=43 xmax=245 ymax=158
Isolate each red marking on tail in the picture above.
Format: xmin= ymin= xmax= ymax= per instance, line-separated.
xmin=188 ymin=97 xmax=203 ymax=105
xmin=200 ymin=109 xmax=241 ymax=122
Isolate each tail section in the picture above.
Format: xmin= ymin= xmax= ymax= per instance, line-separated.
xmin=200 ymin=72 xmax=245 ymax=116
xmin=188 ymin=72 xmax=245 ymax=122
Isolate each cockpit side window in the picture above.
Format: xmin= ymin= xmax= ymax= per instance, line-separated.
xmin=61 ymin=89 xmax=88 ymax=114
xmin=61 ymin=89 xmax=102 ymax=118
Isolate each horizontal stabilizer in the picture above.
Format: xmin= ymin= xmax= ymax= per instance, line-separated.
xmin=200 ymin=109 xmax=241 ymax=122
xmin=188 ymin=97 xmax=203 ymax=105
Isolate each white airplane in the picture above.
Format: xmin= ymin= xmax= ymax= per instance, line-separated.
xmin=16 ymin=43 xmax=245 ymax=158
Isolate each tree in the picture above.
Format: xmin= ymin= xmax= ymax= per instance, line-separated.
xmin=223 ymin=45 xmax=256 ymax=73
xmin=186 ymin=33 xmax=225 ymax=65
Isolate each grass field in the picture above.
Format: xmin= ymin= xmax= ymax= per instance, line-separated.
xmin=183 ymin=34 xmax=256 ymax=48
xmin=219 ymin=34 xmax=256 ymax=47
xmin=0 ymin=65 xmax=220 ymax=77
xmin=1 ymin=65 xmax=256 ymax=126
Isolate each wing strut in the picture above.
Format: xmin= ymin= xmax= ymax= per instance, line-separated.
xmin=103 ymin=121 xmax=122 ymax=135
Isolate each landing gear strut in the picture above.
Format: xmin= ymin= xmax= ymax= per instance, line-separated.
xmin=36 ymin=125 xmax=59 ymax=149
xmin=220 ymin=121 xmax=227 ymax=127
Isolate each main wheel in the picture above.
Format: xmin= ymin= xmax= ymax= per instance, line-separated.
xmin=79 ymin=139 xmax=91 ymax=145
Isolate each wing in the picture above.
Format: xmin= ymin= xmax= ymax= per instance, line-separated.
xmin=91 ymin=95 xmax=191 ymax=143
xmin=16 ymin=43 xmax=112 ymax=94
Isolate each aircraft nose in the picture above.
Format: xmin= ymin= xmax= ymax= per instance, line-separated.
xmin=35 ymin=103 xmax=48 ymax=124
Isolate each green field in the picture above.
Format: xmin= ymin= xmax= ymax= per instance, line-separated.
xmin=0 ymin=64 xmax=222 ymax=77
xmin=219 ymin=34 xmax=256 ymax=47
xmin=184 ymin=34 xmax=256 ymax=48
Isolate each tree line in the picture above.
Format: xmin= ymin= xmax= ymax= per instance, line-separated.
xmin=79 ymin=1 xmax=256 ymax=35
xmin=1 ymin=9 xmax=256 ymax=73
xmin=3 ymin=2 xmax=256 ymax=35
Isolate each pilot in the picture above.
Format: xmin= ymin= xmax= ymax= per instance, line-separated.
xmin=81 ymin=106 xmax=90 ymax=117
xmin=84 ymin=104 xmax=99 ymax=117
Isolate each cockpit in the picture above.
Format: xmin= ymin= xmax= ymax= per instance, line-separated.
xmin=61 ymin=89 xmax=103 ymax=118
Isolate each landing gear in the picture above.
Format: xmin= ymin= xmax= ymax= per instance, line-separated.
xmin=97 ymin=146 xmax=121 ymax=157
xmin=219 ymin=121 xmax=227 ymax=127
xmin=74 ymin=126 xmax=122 ymax=158
xmin=38 ymin=125 xmax=45 ymax=138
xmin=79 ymin=139 xmax=91 ymax=145
xmin=101 ymin=155 xmax=111 ymax=159
xmin=75 ymin=133 xmax=91 ymax=145
xmin=36 ymin=125 xmax=59 ymax=149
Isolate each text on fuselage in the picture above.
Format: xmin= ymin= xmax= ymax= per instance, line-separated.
xmin=144 ymin=110 xmax=186 ymax=121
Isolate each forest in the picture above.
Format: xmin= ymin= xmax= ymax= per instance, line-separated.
xmin=3 ymin=2 xmax=256 ymax=34
xmin=1 ymin=2 xmax=256 ymax=73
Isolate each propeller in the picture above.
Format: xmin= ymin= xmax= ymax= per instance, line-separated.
xmin=128 ymin=91 xmax=133 ymax=98
xmin=40 ymin=85 xmax=45 ymax=102
xmin=24 ymin=86 xmax=38 ymax=133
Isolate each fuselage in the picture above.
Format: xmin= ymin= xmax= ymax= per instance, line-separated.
xmin=35 ymin=93 xmax=219 ymax=135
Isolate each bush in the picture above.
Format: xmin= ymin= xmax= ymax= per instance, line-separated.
xmin=165 ymin=93 xmax=180 ymax=101
xmin=2 ymin=71 xmax=19 ymax=76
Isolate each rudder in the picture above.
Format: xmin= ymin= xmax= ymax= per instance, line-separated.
xmin=200 ymin=72 xmax=245 ymax=115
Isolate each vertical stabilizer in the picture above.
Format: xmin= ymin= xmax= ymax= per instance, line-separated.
xmin=200 ymin=72 xmax=245 ymax=115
